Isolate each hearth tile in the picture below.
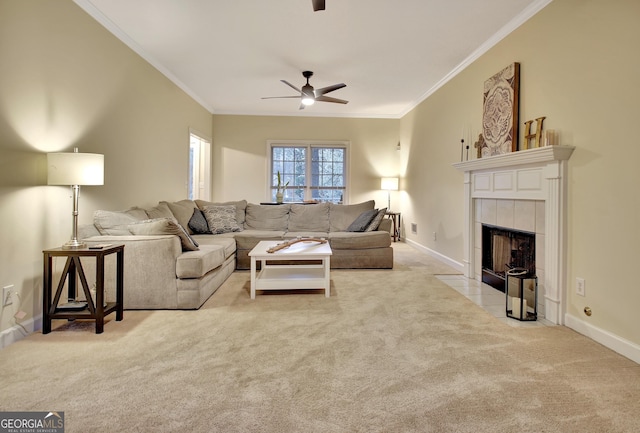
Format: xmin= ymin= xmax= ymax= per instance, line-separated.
xmin=466 ymin=292 xmax=504 ymax=307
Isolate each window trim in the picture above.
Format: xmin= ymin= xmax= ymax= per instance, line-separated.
xmin=266 ymin=140 xmax=350 ymax=203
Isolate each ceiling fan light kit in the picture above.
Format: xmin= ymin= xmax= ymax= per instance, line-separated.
xmin=262 ymin=70 xmax=347 ymax=110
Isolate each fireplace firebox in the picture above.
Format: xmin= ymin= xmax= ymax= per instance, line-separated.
xmin=481 ymin=224 xmax=535 ymax=293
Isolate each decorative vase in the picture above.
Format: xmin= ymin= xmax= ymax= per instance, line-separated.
xmin=276 ymin=192 xmax=284 ymax=203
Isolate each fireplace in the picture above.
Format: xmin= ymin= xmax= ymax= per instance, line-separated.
xmin=453 ymin=145 xmax=574 ymax=324
xmin=481 ymin=224 xmax=535 ymax=293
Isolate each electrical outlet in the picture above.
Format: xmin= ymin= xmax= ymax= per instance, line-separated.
xmin=576 ymin=278 xmax=585 ymax=297
xmin=432 ymin=232 xmax=437 ymax=241
xmin=411 ymin=223 xmax=417 ymax=234
xmin=3 ymin=285 xmax=14 ymax=306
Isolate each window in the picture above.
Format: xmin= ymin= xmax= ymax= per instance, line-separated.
xmin=189 ymin=131 xmax=211 ymax=200
xmin=268 ymin=141 xmax=348 ymax=203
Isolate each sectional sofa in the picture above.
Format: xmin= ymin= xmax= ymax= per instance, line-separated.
xmin=78 ymin=199 xmax=393 ymax=310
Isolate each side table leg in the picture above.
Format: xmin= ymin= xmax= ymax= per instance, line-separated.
xmin=43 ymin=254 xmax=52 ymax=334
xmin=95 ymin=254 xmax=105 ymax=334
xmin=116 ymin=249 xmax=124 ymax=321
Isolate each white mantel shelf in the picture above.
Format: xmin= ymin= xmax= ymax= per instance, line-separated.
xmin=451 ymin=145 xmax=575 ymax=325
xmin=452 ymin=145 xmax=575 ymax=172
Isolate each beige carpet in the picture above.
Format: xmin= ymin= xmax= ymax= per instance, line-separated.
xmin=1 ymin=243 xmax=639 ymax=433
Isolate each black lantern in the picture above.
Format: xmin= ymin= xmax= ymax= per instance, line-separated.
xmin=506 ymin=268 xmax=537 ymax=321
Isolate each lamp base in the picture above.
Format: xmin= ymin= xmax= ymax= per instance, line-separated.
xmin=62 ymin=239 xmax=87 ymax=250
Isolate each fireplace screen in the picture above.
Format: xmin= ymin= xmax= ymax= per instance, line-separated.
xmin=482 ymin=224 xmax=535 ymax=292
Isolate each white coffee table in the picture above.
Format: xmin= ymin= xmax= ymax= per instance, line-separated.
xmin=248 ymin=240 xmax=332 ymax=299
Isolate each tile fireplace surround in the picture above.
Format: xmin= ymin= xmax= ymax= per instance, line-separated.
xmin=453 ymin=145 xmax=575 ymax=325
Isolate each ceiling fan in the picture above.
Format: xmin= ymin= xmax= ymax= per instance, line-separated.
xmin=262 ymin=71 xmax=348 ymax=110
xmin=312 ymin=0 xmax=325 ymax=12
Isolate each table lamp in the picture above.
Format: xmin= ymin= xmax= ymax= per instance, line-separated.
xmin=48 ymin=148 xmax=104 ymax=249
xmin=380 ymin=177 xmax=399 ymax=210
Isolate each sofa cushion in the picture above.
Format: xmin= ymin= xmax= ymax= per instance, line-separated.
xmin=244 ymin=204 xmax=290 ymax=231
xmin=202 ymin=205 xmax=242 ymax=234
xmin=234 ymin=230 xmax=286 ymax=250
xmin=284 ymin=232 xmax=329 ymax=240
xmin=188 ymin=208 xmax=210 ymax=234
xmin=191 ymin=235 xmax=236 ymax=259
xmin=196 ymin=199 xmax=247 ymax=226
xmin=288 ymin=203 xmax=330 ymax=232
xmin=176 ymin=245 xmax=226 ymax=279
xmin=329 ymin=200 xmax=375 ymax=232
xmin=347 ymin=209 xmax=379 ymax=232
xmin=128 ymin=218 xmax=199 ymax=251
xmin=365 ymin=208 xmax=387 ymax=231
xmin=146 ymin=201 xmax=174 ymax=220
xmin=165 ymin=200 xmax=198 ymax=235
xmin=94 ymin=208 xmax=148 ymax=235
xmin=328 ymin=231 xmax=392 ymax=249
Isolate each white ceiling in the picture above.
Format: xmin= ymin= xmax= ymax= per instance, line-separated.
xmin=74 ymin=0 xmax=548 ymax=118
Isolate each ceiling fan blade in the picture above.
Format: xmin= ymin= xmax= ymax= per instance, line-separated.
xmin=316 ymin=95 xmax=348 ymax=104
xmin=281 ymin=80 xmax=302 ymax=93
xmin=312 ymin=0 xmax=325 ymax=12
xmin=261 ymin=96 xmax=300 ymax=99
xmin=314 ymin=83 xmax=346 ymax=97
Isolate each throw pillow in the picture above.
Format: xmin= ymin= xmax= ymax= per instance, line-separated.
xmin=365 ymin=208 xmax=387 ymax=232
xmin=346 ymin=208 xmax=379 ymax=232
xmin=188 ymin=208 xmax=211 ymax=234
xmin=164 ymin=200 xmax=198 ymax=235
xmin=93 ymin=208 xmax=149 ymax=235
xmin=146 ymin=201 xmax=174 ymax=220
xmin=128 ymin=218 xmax=199 ymax=251
xmin=202 ymin=205 xmax=242 ymax=234
xmin=329 ymin=200 xmax=375 ymax=232
xmin=196 ymin=199 xmax=247 ymax=226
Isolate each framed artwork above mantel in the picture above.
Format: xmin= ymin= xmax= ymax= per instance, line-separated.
xmin=481 ymin=62 xmax=520 ymax=157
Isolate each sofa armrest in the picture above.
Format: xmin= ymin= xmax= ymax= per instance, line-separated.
xmin=82 ymin=235 xmax=184 ymax=309
xmin=79 ymin=224 xmax=101 ymax=239
xmin=378 ymin=218 xmax=392 ymax=233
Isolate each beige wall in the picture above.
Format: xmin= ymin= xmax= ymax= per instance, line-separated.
xmin=401 ymin=0 xmax=640 ymax=345
xmin=0 ymin=1 xmax=212 ymax=336
xmin=212 ymin=115 xmax=400 ymax=207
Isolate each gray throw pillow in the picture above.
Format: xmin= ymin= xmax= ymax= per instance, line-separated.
xmin=346 ymin=209 xmax=379 ymax=232
xmin=188 ymin=208 xmax=211 ymax=234
xmin=202 ymin=205 xmax=242 ymax=234
xmin=128 ymin=218 xmax=199 ymax=251
xmin=365 ymin=208 xmax=387 ymax=232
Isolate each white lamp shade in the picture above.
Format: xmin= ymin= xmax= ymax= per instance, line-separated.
xmin=380 ymin=177 xmax=399 ymax=191
xmin=48 ymin=152 xmax=104 ymax=186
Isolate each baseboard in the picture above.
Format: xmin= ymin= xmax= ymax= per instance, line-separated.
xmin=0 ymin=315 xmax=42 ymax=350
xmin=565 ymin=313 xmax=640 ymax=365
xmin=403 ymin=239 xmax=465 ymax=273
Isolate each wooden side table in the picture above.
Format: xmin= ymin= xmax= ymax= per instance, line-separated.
xmin=43 ymin=244 xmax=124 ymax=334
xmin=385 ymin=211 xmax=401 ymax=242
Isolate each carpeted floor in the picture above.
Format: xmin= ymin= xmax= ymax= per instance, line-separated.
xmin=1 ymin=243 xmax=639 ymax=433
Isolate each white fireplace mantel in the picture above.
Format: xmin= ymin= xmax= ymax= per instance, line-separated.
xmin=453 ymin=145 xmax=575 ymax=324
